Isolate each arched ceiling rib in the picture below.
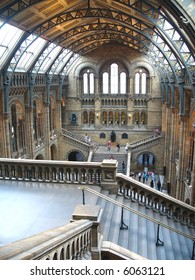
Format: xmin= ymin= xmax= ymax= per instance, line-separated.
xmin=0 ymin=0 xmax=194 ymax=82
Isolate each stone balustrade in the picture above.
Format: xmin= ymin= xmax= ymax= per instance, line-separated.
xmin=116 ymin=173 xmax=195 ymax=228
xmin=0 ymin=220 xmax=93 ymax=260
xmin=129 ymin=134 xmax=162 ymax=151
xmin=0 ymin=159 xmax=118 ymax=192
xmin=0 ymin=158 xmax=194 ymax=228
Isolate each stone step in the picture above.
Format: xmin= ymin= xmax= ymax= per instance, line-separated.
xmin=107 ymin=196 xmax=124 ymax=244
xmin=98 ymin=189 xmax=194 ymax=260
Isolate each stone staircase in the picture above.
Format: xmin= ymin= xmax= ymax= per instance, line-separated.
xmin=96 ymin=190 xmax=194 ymax=260
xmin=92 ymin=144 xmax=127 ymax=173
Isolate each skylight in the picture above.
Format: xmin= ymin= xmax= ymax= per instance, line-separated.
xmin=0 ymin=21 xmax=23 ymax=70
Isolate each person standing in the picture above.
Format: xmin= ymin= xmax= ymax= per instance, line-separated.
xmin=107 ymin=141 xmax=111 ymax=151
xmin=138 ymin=172 xmax=142 ymax=182
xmin=116 ymin=143 xmax=120 ymax=152
xmin=125 ymin=143 xmax=129 ymax=152
xmin=157 ymin=180 xmax=161 ymax=191
xmin=122 ymin=161 xmax=126 ymax=174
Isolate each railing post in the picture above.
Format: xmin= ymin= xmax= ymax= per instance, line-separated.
xmin=100 ymin=159 xmax=118 ymax=193
xmin=156 ymin=224 xmax=164 ymax=246
xmin=82 ymin=188 xmax=85 ymax=205
xmin=191 ymin=241 xmax=195 ymax=260
xmin=120 ymin=207 xmax=128 ymax=230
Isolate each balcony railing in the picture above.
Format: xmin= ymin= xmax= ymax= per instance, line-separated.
xmin=0 ymin=158 xmax=194 ymax=229
xmin=0 ymin=220 xmax=93 ymax=260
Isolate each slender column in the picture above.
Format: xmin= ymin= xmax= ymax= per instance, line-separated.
xmin=169 ymin=109 xmax=176 ymax=197
xmin=3 ymin=114 xmax=11 ymax=158
xmin=161 ymin=81 xmax=165 ymax=102
xmin=164 ymin=106 xmax=171 ymax=179
xmin=170 ymin=82 xmax=175 ymax=108
xmin=126 ymin=150 xmax=131 ymax=176
xmin=43 ymin=103 xmax=51 ymax=160
xmin=176 ymin=116 xmax=187 ymax=201
xmin=190 ymin=128 xmax=195 ymax=206
xmin=56 ymin=77 xmax=63 ymax=133
xmin=165 ymin=81 xmax=169 ymax=105
xmin=2 ymin=75 xmax=11 ymax=158
xmin=25 ymin=105 xmax=34 ymax=159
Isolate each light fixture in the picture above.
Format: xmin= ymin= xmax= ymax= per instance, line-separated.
xmin=96 ymin=113 xmax=99 ymax=119
xmin=128 ymin=113 xmax=132 ymax=119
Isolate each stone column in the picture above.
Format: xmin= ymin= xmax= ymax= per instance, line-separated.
xmin=25 ymin=106 xmax=34 ymax=159
xmin=100 ymin=159 xmax=118 ymax=193
xmin=164 ymin=106 xmax=171 ymax=180
xmin=126 ymin=149 xmax=132 ymax=176
xmin=190 ymin=130 xmax=195 ymax=206
xmin=43 ymin=103 xmax=51 ymax=160
xmin=55 ymin=99 xmax=62 ymax=132
xmin=169 ymin=108 xmax=176 ymax=197
xmin=3 ymin=114 xmax=11 ymax=158
xmin=176 ymin=116 xmax=187 ymax=201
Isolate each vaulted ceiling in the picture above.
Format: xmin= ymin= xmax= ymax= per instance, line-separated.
xmin=0 ymin=0 xmax=194 ymax=82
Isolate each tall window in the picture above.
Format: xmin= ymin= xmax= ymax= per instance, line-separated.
xmin=102 ymin=63 xmax=127 ymax=94
xmin=111 ymin=63 xmax=118 ymax=94
xmin=83 ymin=69 xmax=94 ymax=94
xmin=120 ymin=72 xmax=126 ymax=94
xmin=135 ymin=69 xmax=147 ymax=94
xmin=103 ymin=72 xmax=109 ymax=94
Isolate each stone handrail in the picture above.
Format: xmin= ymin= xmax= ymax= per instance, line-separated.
xmin=80 ymin=185 xmax=195 ymax=241
xmin=116 ymin=173 xmax=195 ymax=228
xmin=0 ymin=220 xmax=93 ymax=260
xmin=0 ymin=158 xmax=194 ymax=228
xmin=62 ymin=128 xmax=90 ymax=152
xmin=0 ymin=158 xmax=103 ymax=185
xmin=129 ymin=134 xmax=162 ymax=151
xmin=61 ymin=128 xmax=99 ymax=152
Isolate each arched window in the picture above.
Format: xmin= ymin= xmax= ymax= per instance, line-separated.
xmin=111 ymin=63 xmax=118 ymax=94
xmin=134 ymin=69 xmax=147 ymax=94
xmin=135 ymin=73 xmax=140 ymax=94
xmin=120 ymin=72 xmax=126 ymax=94
xmin=82 ymin=69 xmax=94 ymax=94
xmin=102 ymin=63 xmax=127 ymax=94
xmin=103 ymin=72 xmax=109 ymax=94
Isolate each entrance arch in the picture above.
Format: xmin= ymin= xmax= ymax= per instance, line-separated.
xmin=137 ymin=152 xmax=155 ymax=167
xmin=68 ymin=151 xmax=84 ymax=161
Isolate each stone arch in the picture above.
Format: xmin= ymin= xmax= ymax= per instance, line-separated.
xmin=67 ymin=150 xmax=86 ymax=161
xmin=137 ymin=151 xmax=155 ymax=167
xmin=35 ymin=154 xmax=44 ymax=160
xmin=129 ymin=60 xmax=156 ymax=77
xmin=99 ymin=58 xmax=130 ymax=76
xmin=74 ymin=61 xmax=98 ymax=77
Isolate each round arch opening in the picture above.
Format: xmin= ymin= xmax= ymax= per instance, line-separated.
xmin=137 ymin=152 xmax=155 ymax=167
xmin=68 ymin=151 xmax=84 ymax=161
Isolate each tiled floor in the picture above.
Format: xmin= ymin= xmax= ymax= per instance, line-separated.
xmin=0 ymin=180 xmax=100 ymax=246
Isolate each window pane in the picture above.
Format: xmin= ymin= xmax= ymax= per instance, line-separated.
xmin=111 ymin=63 xmax=118 ymax=94
xmin=135 ymin=73 xmax=140 ymax=94
xmin=89 ymin=73 xmax=94 ymax=94
xmin=103 ymin=72 xmax=109 ymax=94
xmin=83 ymin=73 xmax=88 ymax=94
xmin=16 ymin=37 xmax=45 ymax=71
xmin=142 ymin=73 xmax=146 ymax=94
xmin=0 ymin=22 xmax=23 ymax=69
xmin=39 ymin=46 xmax=61 ymax=73
xmin=120 ymin=72 xmax=126 ymax=94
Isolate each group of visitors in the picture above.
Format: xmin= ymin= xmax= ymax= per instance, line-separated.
xmin=131 ymin=168 xmax=162 ymax=191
